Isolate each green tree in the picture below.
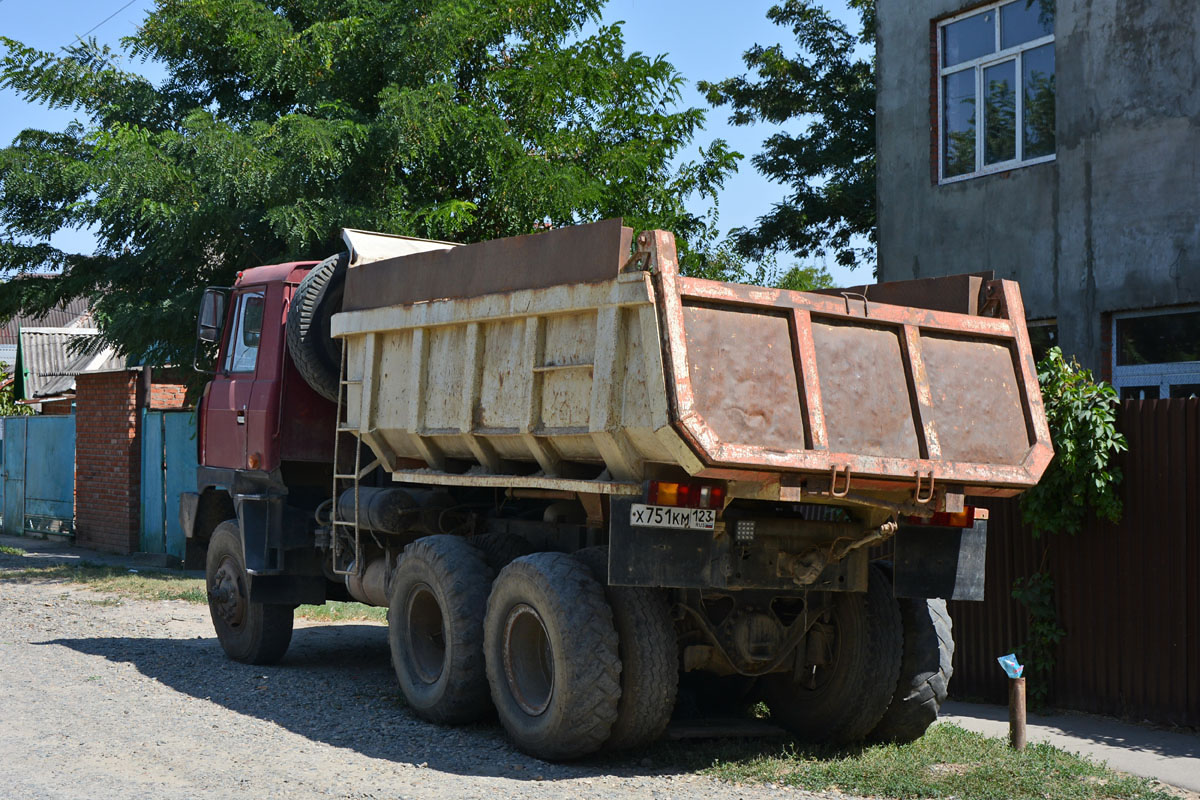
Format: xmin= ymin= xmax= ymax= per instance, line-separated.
xmin=0 ymin=0 xmax=736 ymax=365
xmin=700 ymin=0 xmax=876 ymax=271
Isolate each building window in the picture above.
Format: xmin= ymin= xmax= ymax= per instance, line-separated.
xmin=1026 ymin=319 xmax=1057 ymax=363
xmin=1111 ymin=307 xmax=1200 ymax=401
xmin=937 ymin=1 xmax=1055 ymax=183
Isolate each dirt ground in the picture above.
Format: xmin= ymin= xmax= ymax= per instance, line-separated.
xmin=0 ymin=577 xmax=846 ymax=800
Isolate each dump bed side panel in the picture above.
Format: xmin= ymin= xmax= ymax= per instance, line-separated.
xmin=642 ymin=230 xmax=1052 ymax=495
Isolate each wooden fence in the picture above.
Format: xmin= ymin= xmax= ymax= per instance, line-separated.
xmin=948 ymin=398 xmax=1200 ymax=726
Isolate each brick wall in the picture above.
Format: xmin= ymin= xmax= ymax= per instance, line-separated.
xmin=73 ymin=370 xmax=190 ymax=554
xmin=74 ymin=371 xmax=141 ymax=553
xmin=149 ymin=383 xmax=187 ymax=410
xmin=39 ymin=398 xmax=73 ymax=415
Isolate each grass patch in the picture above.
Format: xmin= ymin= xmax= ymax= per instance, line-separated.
xmin=297 ymin=601 xmax=387 ymax=623
xmin=0 ymin=545 xmax=27 ymax=556
xmin=0 ymin=563 xmax=384 ymax=621
xmin=3 ymin=563 xmax=207 ymax=603
xmin=678 ymin=723 xmax=1172 ymax=800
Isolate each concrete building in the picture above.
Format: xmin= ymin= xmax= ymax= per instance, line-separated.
xmin=876 ymin=0 xmax=1200 ymax=399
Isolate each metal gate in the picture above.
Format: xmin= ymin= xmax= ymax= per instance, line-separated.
xmin=139 ymin=410 xmax=198 ymax=560
xmin=1 ymin=415 xmax=76 ymax=538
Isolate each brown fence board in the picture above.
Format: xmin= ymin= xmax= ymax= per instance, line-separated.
xmin=948 ymin=399 xmax=1200 ymax=726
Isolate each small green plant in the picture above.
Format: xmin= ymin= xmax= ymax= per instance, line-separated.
xmin=0 ymin=545 xmax=27 ymax=556
xmin=1011 ymin=571 xmax=1066 ymax=707
xmin=1021 ymin=347 xmax=1126 ymax=537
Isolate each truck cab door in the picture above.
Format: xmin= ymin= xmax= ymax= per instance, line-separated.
xmin=203 ymin=289 xmax=266 ymax=470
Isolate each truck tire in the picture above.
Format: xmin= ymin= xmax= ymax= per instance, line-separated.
xmin=759 ymin=563 xmax=902 ymax=743
xmin=870 ymin=597 xmax=954 ymax=743
xmin=574 ymin=546 xmax=678 ymax=750
xmin=388 ymin=535 xmax=494 ymax=724
xmin=484 ymin=552 xmax=621 ymax=760
xmin=469 ymin=532 xmax=535 ymax=572
xmin=205 ymin=520 xmax=294 ymax=664
xmin=285 ymin=251 xmax=348 ymax=402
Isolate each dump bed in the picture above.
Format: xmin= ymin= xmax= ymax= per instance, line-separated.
xmin=331 ymin=220 xmax=1051 ymax=506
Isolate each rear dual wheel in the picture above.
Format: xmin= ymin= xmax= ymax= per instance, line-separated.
xmin=388 ymin=535 xmax=494 ymax=724
xmin=574 ymin=546 xmax=678 ymax=751
xmin=484 ymin=552 xmax=622 ymax=760
xmin=870 ymin=596 xmax=955 ymax=742
xmin=760 ymin=563 xmax=902 ymax=743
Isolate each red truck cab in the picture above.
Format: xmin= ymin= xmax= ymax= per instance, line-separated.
xmin=200 ymin=262 xmax=335 ymax=473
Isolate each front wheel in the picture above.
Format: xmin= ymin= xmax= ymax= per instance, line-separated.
xmin=205 ymin=520 xmax=294 ymax=664
xmin=484 ymin=552 xmax=621 ymax=760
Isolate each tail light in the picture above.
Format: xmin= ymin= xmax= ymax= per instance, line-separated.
xmin=647 ymin=480 xmax=726 ymax=510
xmin=904 ymin=506 xmax=980 ymax=528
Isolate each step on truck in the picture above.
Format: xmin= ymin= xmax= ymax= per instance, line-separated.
xmin=185 ymin=219 xmax=1052 ymax=760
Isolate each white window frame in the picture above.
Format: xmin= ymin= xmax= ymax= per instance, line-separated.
xmin=1111 ymin=306 xmax=1200 ymax=400
xmin=937 ymin=1 xmax=1056 ymax=184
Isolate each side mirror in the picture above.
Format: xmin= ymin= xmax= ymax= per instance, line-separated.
xmin=196 ymin=288 xmax=228 ymax=344
xmin=194 ymin=287 xmax=229 ymax=374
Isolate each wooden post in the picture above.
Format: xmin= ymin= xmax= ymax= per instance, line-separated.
xmin=1009 ymin=677 xmax=1027 ymax=750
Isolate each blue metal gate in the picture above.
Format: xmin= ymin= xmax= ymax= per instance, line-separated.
xmin=1 ymin=415 xmax=76 ymax=538
xmin=140 ymin=410 xmax=198 ymax=559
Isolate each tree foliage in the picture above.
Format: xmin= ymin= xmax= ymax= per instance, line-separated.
xmin=1 ymin=364 xmax=32 ymax=416
xmin=1021 ymin=347 xmax=1126 ymax=537
xmin=0 ymin=0 xmax=736 ymax=365
xmin=700 ymin=0 xmax=876 ymax=270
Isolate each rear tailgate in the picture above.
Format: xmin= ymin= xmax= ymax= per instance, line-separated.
xmin=643 ymin=232 xmax=1053 ymax=497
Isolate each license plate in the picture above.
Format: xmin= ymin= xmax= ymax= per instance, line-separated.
xmin=629 ymin=504 xmax=716 ymax=531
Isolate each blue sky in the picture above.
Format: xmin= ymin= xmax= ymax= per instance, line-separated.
xmin=0 ymin=0 xmax=866 ymax=284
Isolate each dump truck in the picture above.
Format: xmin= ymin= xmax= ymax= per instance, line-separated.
xmin=185 ymin=219 xmax=1052 ymax=760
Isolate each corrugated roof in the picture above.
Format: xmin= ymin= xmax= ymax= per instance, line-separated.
xmin=17 ymin=327 xmax=125 ymax=399
xmin=0 ymin=344 xmax=16 ymax=378
xmin=0 ymin=296 xmax=91 ymax=346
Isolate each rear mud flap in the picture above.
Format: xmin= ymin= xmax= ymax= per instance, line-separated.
xmin=893 ymin=519 xmax=987 ymax=601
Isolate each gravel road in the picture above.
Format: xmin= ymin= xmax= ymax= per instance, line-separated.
xmin=0 ymin=569 xmax=854 ymax=800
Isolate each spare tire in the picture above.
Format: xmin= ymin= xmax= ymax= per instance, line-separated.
xmin=286 ymin=251 xmax=348 ymax=402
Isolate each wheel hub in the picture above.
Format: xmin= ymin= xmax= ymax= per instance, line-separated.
xmin=209 ymin=557 xmax=246 ymax=629
xmin=502 ymin=603 xmax=554 ymax=716
xmin=405 ymin=583 xmax=446 ymax=684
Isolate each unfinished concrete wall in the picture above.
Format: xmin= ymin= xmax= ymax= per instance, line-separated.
xmin=877 ymin=0 xmax=1200 ymax=372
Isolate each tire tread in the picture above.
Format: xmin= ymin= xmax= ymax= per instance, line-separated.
xmin=485 ymin=552 xmax=620 ymax=760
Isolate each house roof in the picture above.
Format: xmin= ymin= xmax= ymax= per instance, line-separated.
xmin=0 ymin=343 xmax=16 ymax=376
xmin=16 ymin=327 xmax=125 ymax=400
xmin=0 ymin=296 xmax=91 ymax=346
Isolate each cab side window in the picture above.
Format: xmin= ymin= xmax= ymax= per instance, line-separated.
xmin=224 ymin=292 xmax=265 ymax=373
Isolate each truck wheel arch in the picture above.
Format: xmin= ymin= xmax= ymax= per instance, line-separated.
xmin=183 ymin=488 xmax=236 ymax=570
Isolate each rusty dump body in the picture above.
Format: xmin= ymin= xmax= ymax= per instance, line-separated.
xmin=332 ymin=219 xmax=1051 ymax=512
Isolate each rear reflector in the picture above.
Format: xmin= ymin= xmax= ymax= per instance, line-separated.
xmin=903 ymin=507 xmax=978 ymax=528
xmin=647 ymin=481 xmax=726 ymax=510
